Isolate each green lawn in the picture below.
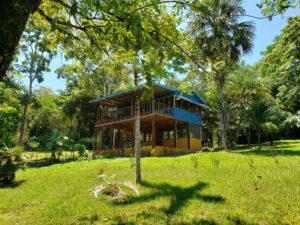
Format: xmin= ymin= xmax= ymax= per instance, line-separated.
xmin=1 ymin=140 xmax=300 ymax=225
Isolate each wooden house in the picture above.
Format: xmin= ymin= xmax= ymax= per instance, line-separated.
xmin=90 ymin=83 xmax=208 ymax=156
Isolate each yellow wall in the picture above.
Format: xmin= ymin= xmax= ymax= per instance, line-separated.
xmin=190 ymin=138 xmax=202 ymax=150
xmin=95 ymin=138 xmax=202 ymax=157
xmin=163 ymin=138 xmax=202 ymax=150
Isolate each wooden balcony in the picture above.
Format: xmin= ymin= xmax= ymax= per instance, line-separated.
xmin=96 ymin=101 xmax=172 ymax=124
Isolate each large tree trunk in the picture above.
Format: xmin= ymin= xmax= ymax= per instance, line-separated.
xmin=0 ymin=0 xmax=41 ymax=80
xmin=134 ymin=68 xmax=141 ymax=183
xmin=216 ymin=75 xmax=228 ymax=150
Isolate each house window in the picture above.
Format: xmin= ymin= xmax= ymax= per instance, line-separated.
xmin=169 ymin=130 xmax=174 ymax=139
xmin=163 ymin=131 xmax=168 ymax=140
xmin=145 ymin=133 xmax=150 ymax=142
xmin=189 ymin=124 xmax=200 ymax=139
xmin=145 ymin=133 xmax=152 ymax=142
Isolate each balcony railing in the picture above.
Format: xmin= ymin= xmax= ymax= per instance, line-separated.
xmin=97 ymin=101 xmax=172 ymax=124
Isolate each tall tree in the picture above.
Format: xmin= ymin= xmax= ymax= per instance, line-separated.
xmin=257 ymin=16 xmax=300 ymax=114
xmin=187 ymin=0 xmax=255 ymax=149
xmin=29 ymin=87 xmax=62 ymax=137
xmin=16 ymin=22 xmax=53 ymax=145
xmin=226 ymin=63 xmax=266 ymax=145
xmin=247 ymin=96 xmax=270 ymax=149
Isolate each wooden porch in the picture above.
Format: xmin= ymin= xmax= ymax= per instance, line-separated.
xmin=94 ymin=113 xmax=202 ymax=156
xmin=96 ymin=100 xmax=173 ymax=125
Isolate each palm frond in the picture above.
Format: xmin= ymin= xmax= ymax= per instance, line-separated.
xmin=89 ymin=173 xmax=139 ymax=202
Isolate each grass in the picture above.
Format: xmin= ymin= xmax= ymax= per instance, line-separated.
xmin=0 ymin=140 xmax=300 ymax=225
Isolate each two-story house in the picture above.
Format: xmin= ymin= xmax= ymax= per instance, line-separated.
xmin=90 ymin=83 xmax=208 ymax=156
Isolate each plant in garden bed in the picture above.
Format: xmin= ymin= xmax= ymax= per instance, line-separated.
xmin=0 ymin=143 xmax=25 ymax=184
xmin=89 ymin=173 xmax=139 ymax=203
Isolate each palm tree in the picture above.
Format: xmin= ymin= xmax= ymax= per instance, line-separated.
xmin=247 ymin=97 xmax=270 ymax=150
xmin=188 ymin=0 xmax=255 ymax=149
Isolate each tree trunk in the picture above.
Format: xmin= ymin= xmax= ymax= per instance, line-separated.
xmin=257 ymin=127 xmax=261 ymax=150
xmin=18 ymin=103 xmax=29 ymax=145
xmin=0 ymin=0 xmax=41 ymax=80
xmin=134 ymin=68 xmax=141 ymax=183
xmin=18 ymin=78 xmax=33 ymax=145
xmin=247 ymin=128 xmax=251 ymax=147
xmin=216 ymin=75 xmax=228 ymax=149
xmin=235 ymin=120 xmax=242 ymax=145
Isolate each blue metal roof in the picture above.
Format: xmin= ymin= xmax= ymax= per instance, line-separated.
xmin=90 ymin=83 xmax=208 ymax=110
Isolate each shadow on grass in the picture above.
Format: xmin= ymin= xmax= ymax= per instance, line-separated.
xmin=120 ymin=180 xmax=225 ymax=215
xmin=227 ymin=216 xmax=259 ymax=225
xmin=0 ymin=180 xmax=26 ymax=189
xmin=179 ymin=219 xmax=218 ymax=225
xmin=25 ymin=158 xmax=78 ymax=168
xmin=112 ymin=216 xmax=218 ymax=225
xmin=236 ymin=149 xmax=300 ymax=157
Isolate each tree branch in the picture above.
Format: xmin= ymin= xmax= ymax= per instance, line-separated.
xmin=146 ymin=28 xmax=213 ymax=77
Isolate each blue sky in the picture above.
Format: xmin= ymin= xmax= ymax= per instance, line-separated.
xmin=33 ymin=0 xmax=299 ymax=93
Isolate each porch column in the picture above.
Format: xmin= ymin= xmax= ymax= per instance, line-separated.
xmin=117 ymin=129 xmax=121 ymax=149
xmin=93 ymin=127 xmax=98 ymax=152
xmin=110 ymin=125 xmax=113 ymax=149
xmin=152 ymin=115 xmax=156 ymax=148
xmin=174 ymin=119 xmax=178 ymax=148
xmin=187 ymin=123 xmax=191 ymax=149
xmin=132 ymin=121 xmax=135 ymax=150
xmin=199 ymin=126 xmax=202 ymax=150
xmin=100 ymin=126 xmax=104 ymax=149
xmin=131 ymin=98 xmax=134 ymax=117
xmin=97 ymin=126 xmax=103 ymax=149
xmin=152 ymin=87 xmax=155 ymax=113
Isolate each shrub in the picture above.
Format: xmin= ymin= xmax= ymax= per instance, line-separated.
xmin=27 ymin=141 xmax=40 ymax=151
xmin=77 ymin=137 xmax=94 ymax=150
xmin=75 ymin=144 xmax=86 ymax=158
xmin=0 ymin=143 xmax=25 ymax=184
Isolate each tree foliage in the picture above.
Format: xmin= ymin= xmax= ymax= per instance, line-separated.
xmin=0 ymin=78 xmax=22 ymax=145
xmin=257 ymin=15 xmax=300 ymax=114
xmin=257 ymin=0 xmax=300 ymax=18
